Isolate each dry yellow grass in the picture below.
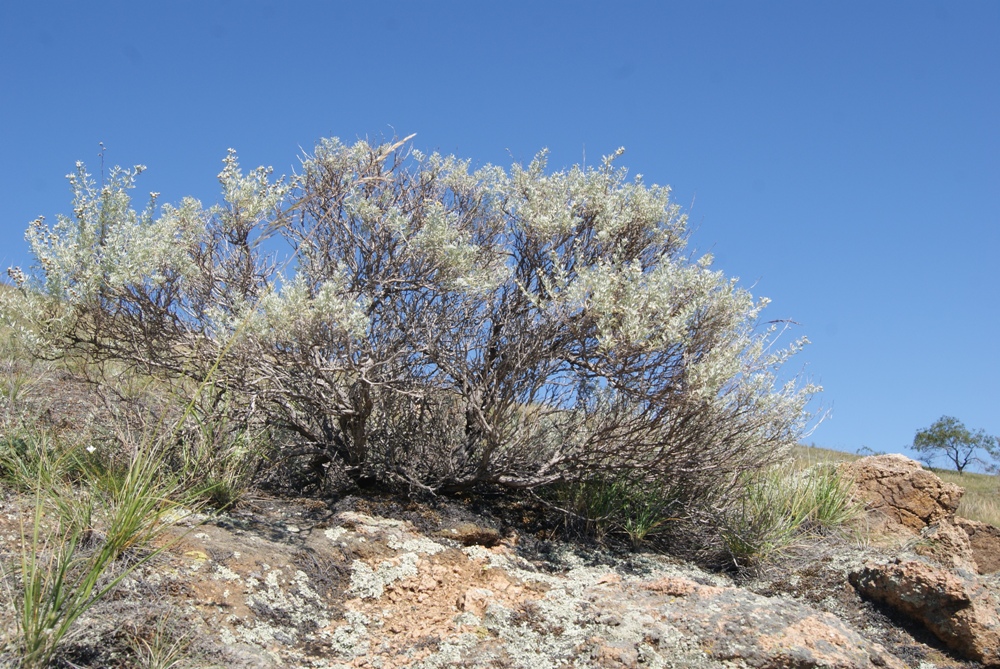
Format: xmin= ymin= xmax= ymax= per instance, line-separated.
xmin=933 ymin=468 xmax=1000 ymax=527
xmin=792 ymin=444 xmax=860 ymax=468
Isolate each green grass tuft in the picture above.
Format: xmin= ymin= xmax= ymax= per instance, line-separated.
xmin=721 ymin=462 xmax=863 ymax=569
xmin=546 ymin=475 xmax=683 ymax=548
xmin=0 ymin=426 xmax=187 ymax=668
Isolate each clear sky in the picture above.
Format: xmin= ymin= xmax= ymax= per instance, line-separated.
xmin=1 ymin=2 xmax=997 ymax=463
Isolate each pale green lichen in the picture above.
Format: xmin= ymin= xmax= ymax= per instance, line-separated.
xmin=386 ymin=535 xmax=445 ymax=555
xmin=213 ymin=564 xmax=242 ymax=582
xmin=322 ymin=610 xmax=371 ymax=658
xmin=324 ymin=527 xmax=350 ymax=543
xmin=231 ymin=565 xmax=331 ymax=646
xmin=348 ymin=553 xmax=420 ymax=599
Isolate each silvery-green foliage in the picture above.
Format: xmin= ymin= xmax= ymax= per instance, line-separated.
xmin=4 ymin=164 xmax=199 ymax=359
xmin=403 ymin=146 xmax=818 ymax=501
xmin=6 ymin=137 xmax=818 ymax=523
xmin=254 ymin=272 xmax=368 ymax=343
xmin=8 ymin=151 xmax=287 ymax=355
xmin=2 ymin=149 xmax=290 ymax=468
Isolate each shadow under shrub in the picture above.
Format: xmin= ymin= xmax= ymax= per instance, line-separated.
xmin=540 ymin=474 xmax=691 ymax=549
xmin=3 ymin=136 xmax=819 ymax=552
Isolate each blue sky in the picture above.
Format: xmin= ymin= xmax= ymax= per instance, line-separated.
xmin=1 ymin=2 xmax=997 ymax=463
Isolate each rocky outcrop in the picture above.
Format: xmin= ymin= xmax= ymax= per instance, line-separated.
xmin=850 ymin=558 xmax=1000 ymax=666
xmin=914 ymin=517 xmax=979 ymax=570
xmin=5 ymin=454 xmax=997 ymax=669
xmin=839 ymin=454 xmax=963 ymax=534
xmin=640 ymin=577 xmax=905 ymax=669
xmin=89 ymin=499 xmax=914 ymax=669
xmin=324 ymin=512 xmax=907 ymax=669
xmin=843 ymin=454 xmax=1000 ymax=666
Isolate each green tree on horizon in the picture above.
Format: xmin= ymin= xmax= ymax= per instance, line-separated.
xmin=912 ymin=415 xmax=999 ymax=475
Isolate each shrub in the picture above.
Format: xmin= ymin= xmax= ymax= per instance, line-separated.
xmin=3 ymin=137 xmax=817 ymax=528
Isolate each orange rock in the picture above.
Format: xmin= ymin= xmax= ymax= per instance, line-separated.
xmin=839 ymin=454 xmax=963 ymax=533
xmin=642 ymin=576 xmax=698 ymax=597
xmin=851 ymin=558 xmax=1000 ymax=666
xmin=955 ymin=516 xmax=1000 ymax=574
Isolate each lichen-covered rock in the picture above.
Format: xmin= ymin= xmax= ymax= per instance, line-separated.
xmin=914 ymin=518 xmax=978 ymax=570
xmin=435 ymin=521 xmax=502 ymax=547
xmin=644 ymin=576 xmax=906 ymax=669
xmin=850 ymin=558 xmax=1000 ymax=666
xmin=839 ymin=454 xmax=963 ymax=533
xmin=2 ymin=489 xmax=933 ymax=669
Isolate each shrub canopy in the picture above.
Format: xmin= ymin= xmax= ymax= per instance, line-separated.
xmin=4 ymin=137 xmax=817 ymax=513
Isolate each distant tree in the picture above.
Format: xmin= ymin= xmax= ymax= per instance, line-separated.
xmin=912 ymin=416 xmax=999 ymax=474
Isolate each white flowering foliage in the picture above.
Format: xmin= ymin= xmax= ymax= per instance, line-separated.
xmin=254 ymin=272 xmax=369 ymax=344
xmin=217 ymin=149 xmax=288 ymax=231
xmin=23 ymin=163 xmax=199 ymax=304
xmin=5 ymin=136 xmax=818 ymax=510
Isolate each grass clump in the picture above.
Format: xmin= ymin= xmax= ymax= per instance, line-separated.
xmin=0 ymin=290 xmax=237 ymax=667
xmin=545 ymin=476 xmax=684 ymax=548
xmin=0 ymin=367 xmax=211 ymax=665
xmin=0 ymin=422 xmax=187 ymax=668
xmin=720 ymin=462 xmax=863 ymax=569
xmin=127 ymin=614 xmax=193 ymax=669
xmin=167 ymin=407 xmax=271 ymax=511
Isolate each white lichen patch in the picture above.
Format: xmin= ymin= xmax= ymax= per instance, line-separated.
xmin=410 ymin=633 xmax=481 ymax=669
xmin=293 ymin=569 xmax=323 ymax=601
xmin=349 ymin=562 xmax=381 ymax=599
xmin=325 ymin=526 xmax=350 ymax=543
xmin=462 ymin=545 xmax=491 ymax=560
xmin=227 ymin=618 xmax=293 ymax=647
xmin=218 ymin=627 xmax=237 ymax=645
xmin=387 ymin=535 xmax=446 ymax=555
xmin=322 ymin=610 xmax=371 ymax=658
xmin=452 ymin=611 xmax=483 ymax=628
xmin=482 ymin=579 xmax=680 ymax=669
xmin=214 ymin=564 xmax=242 ymax=581
xmin=349 ymin=552 xmax=420 ymax=599
xmin=462 ymin=544 xmax=505 ymax=568
xmin=233 ymin=564 xmax=331 ymax=646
